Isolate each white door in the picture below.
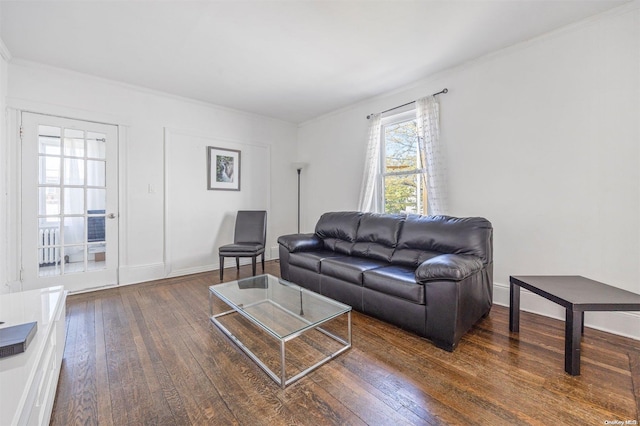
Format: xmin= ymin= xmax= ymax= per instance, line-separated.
xmin=20 ymin=112 xmax=119 ymax=292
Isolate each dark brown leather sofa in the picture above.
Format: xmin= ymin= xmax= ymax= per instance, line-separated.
xmin=277 ymin=211 xmax=493 ymax=351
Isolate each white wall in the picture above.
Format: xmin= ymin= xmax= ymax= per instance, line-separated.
xmin=165 ymin=129 xmax=271 ymax=276
xmin=298 ymin=4 xmax=640 ymax=339
xmin=0 ymin=38 xmax=9 ymax=295
xmin=5 ymin=61 xmax=298 ymax=287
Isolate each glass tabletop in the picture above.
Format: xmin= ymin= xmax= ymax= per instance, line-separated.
xmin=209 ymin=274 xmax=351 ymax=339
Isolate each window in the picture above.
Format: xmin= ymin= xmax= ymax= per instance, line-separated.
xmin=380 ymin=111 xmax=427 ymax=214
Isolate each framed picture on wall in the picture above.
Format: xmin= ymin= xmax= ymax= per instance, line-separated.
xmin=207 ymin=146 xmax=241 ymax=191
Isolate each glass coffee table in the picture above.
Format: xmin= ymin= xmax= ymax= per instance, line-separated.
xmin=208 ymin=274 xmax=352 ymax=388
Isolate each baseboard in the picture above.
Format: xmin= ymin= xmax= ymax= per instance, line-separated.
xmin=167 ymin=256 xmax=274 ymax=279
xmin=118 ymin=263 xmax=166 ymax=286
xmin=167 ymin=264 xmax=216 ymax=278
xmin=493 ymin=282 xmax=640 ymax=341
xmin=116 ymin=256 xmax=275 ymax=287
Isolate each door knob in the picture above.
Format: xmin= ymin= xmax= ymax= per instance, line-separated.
xmin=107 ymin=213 xmax=117 ymax=219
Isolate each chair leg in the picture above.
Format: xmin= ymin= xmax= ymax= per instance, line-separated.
xmin=219 ymin=255 xmax=224 ymax=281
xmin=236 ymin=257 xmax=240 ymax=270
xmin=252 ymin=256 xmax=257 ymax=276
xmin=261 ymin=253 xmax=265 ymax=272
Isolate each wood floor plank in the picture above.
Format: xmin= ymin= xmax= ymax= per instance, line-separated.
xmin=123 ymin=291 xmax=177 ymax=424
xmin=93 ymin=298 xmax=114 ymax=425
xmin=50 ymin=300 xmax=82 ymax=426
xmin=629 ymin=350 xmax=640 ymax=420
xmin=68 ymin=300 xmax=99 ymax=425
xmin=51 ymin=261 xmax=640 ymax=425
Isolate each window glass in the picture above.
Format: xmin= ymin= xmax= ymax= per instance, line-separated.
xmin=381 ymin=114 xmax=427 ymax=214
xmin=384 ymin=120 xmax=419 ymax=173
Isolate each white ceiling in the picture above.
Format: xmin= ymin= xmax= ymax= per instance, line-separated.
xmin=0 ymin=1 xmax=630 ymax=123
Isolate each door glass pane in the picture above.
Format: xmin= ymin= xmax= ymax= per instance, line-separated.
xmin=63 ymin=137 xmax=85 ymax=158
xmin=64 ymin=188 xmax=85 ymax=215
xmin=39 ymin=137 xmax=61 ymax=156
xmin=88 ymin=215 xmax=105 ymax=243
xmin=88 ymin=243 xmax=106 ymax=271
xmin=39 ymin=156 xmax=61 ymax=185
xmin=39 ymin=262 xmax=61 ymax=277
xmin=63 ymin=245 xmax=85 ymax=274
xmin=39 ymin=126 xmax=61 ymax=138
xmin=64 ymin=158 xmax=85 ymax=185
xmin=38 ymin=218 xmax=61 ymax=276
xmin=38 ymin=126 xmax=61 ymax=155
xmin=63 ymin=217 xmax=85 ymax=245
xmin=39 ymin=187 xmax=60 ymax=216
xmin=64 ymin=128 xmax=84 ymax=139
xmin=87 ymin=160 xmax=106 ymax=187
xmin=38 ymin=217 xmax=60 ymax=246
xmin=87 ymin=188 xmax=106 ymax=211
xmin=87 ymin=133 xmax=106 ymax=159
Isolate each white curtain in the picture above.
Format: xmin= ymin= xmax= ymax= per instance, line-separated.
xmin=357 ymin=113 xmax=382 ymax=212
xmin=416 ymin=96 xmax=448 ymax=215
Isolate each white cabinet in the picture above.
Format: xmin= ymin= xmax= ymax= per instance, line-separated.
xmin=0 ymin=286 xmax=67 ymax=426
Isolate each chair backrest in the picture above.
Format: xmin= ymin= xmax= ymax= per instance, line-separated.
xmin=234 ymin=210 xmax=267 ymax=245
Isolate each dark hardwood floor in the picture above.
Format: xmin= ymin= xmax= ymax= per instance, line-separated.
xmin=51 ymin=261 xmax=640 ymax=425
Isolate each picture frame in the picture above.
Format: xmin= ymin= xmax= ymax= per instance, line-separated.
xmin=207 ymin=146 xmax=241 ymax=191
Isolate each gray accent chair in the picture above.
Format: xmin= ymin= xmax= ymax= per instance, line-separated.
xmin=219 ymin=210 xmax=267 ymax=281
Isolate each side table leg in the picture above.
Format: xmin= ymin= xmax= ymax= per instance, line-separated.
xmin=565 ymin=309 xmax=583 ymax=375
xmin=509 ymin=279 xmax=520 ymax=332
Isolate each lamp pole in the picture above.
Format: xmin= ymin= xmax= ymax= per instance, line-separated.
xmin=297 ymin=167 xmax=302 ymax=233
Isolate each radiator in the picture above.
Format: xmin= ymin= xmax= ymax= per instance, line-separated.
xmin=39 ymin=227 xmax=60 ymax=266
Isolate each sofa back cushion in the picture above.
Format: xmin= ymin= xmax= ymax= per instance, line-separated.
xmin=313 ymin=212 xmax=493 ymax=266
xmin=393 ymin=215 xmax=493 ymax=266
xmin=315 ymin=211 xmax=362 ymax=255
xmin=351 ymin=213 xmax=404 ymax=262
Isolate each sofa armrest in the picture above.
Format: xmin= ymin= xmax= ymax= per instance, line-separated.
xmin=415 ymin=254 xmax=484 ymax=282
xmin=277 ymin=233 xmax=323 ymax=253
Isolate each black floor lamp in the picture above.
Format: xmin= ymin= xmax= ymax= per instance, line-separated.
xmin=292 ymin=163 xmax=307 ymax=233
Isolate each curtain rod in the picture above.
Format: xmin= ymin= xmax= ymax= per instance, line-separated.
xmin=366 ymin=88 xmax=448 ymax=119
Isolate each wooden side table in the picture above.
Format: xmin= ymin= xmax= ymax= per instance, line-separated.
xmin=509 ymin=275 xmax=640 ymax=375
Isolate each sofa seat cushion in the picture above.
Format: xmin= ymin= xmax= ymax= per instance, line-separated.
xmin=219 ymin=243 xmax=264 ymax=254
xmin=289 ymin=251 xmax=345 ymax=273
xmin=363 ymin=266 xmax=425 ymax=304
xmin=321 ymin=256 xmax=388 ymax=284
